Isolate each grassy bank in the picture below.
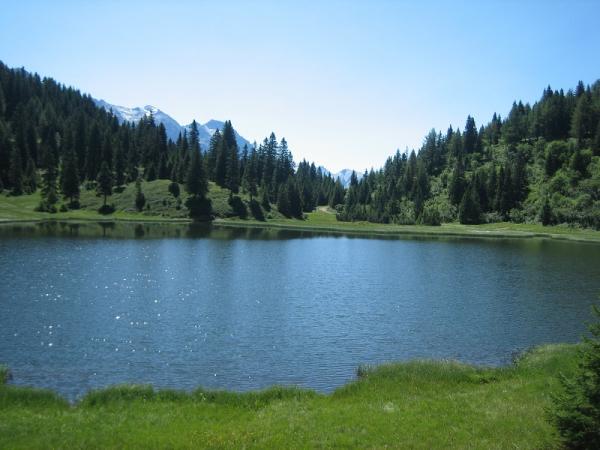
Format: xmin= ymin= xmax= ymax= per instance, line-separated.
xmin=0 ymin=344 xmax=578 ymax=448
xmin=2 ymin=182 xmax=600 ymax=243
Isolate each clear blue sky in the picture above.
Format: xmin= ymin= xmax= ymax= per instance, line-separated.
xmin=1 ymin=1 xmax=599 ymax=172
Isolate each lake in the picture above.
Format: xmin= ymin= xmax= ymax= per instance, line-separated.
xmin=1 ymin=221 xmax=599 ymax=400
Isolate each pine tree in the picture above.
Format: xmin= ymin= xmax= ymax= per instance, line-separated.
xmin=551 ymin=305 xmax=600 ymax=448
xmin=60 ymin=147 xmax=80 ymax=207
xmin=277 ymin=182 xmax=291 ymax=216
xmin=571 ymin=92 xmax=596 ymax=142
xmin=24 ymin=157 xmax=37 ymax=193
xmin=448 ymin=159 xmax=466 ymax=205
xmin=135 ymin=176 xmax=146 ymax=211
xmin=540 ymin=196 xmax=552 ymax=225
xmin=96 ymin=161 xmax=113 ymax=207
xmin=463 ymin=116 xmax=478 ymax=153
xmin=458 ymin=183 xmax=482 ymax=224
xmin=185 ymin=148 xmax=208 ymax=198
xmin=113 ymin=143 xmax=126 ymax=188
xmin=241 ymin=146 xmax=258 ymax=200
xmin=39 ymin=151 xmax=58 ymax=211
xmin=0 ymin=83 xmax=6 ymax=119
xmin=9 ymin=142 xmax=23 ymax=195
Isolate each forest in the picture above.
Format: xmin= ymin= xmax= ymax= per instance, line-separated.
xmin=339 ymin=82 xmax=600 ymax=229
xmin=0 ymin=61 xmax=599 ymax=228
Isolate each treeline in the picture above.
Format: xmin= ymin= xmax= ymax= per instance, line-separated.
xmin=339 ymin=81 xmax=600 ymax=229
xmin=0 ymin=62 xmax=339 ymax=219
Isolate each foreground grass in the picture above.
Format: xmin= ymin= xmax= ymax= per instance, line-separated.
xmin=2 ymin=182 xmax=599 ymax=242
xmin=0 ymin=345 xmax=578 ymax=448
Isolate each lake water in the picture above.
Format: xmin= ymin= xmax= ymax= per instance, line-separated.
xmin=1 ymin=222 xmax=599 ymax=400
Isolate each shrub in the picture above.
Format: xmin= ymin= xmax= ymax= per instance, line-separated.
xmin=550 ymin=305 xmax=600 ymax=448
xmin=168 ymin=182 xmax=180 ymax=198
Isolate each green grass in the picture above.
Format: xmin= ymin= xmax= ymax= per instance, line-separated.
xmin=2 ymin=182 xmax=599 ymax=243
xmin=220 ymin=209 xmax=600 ymax=243
xmin=0 ymin=344 xmax=578 ymax=448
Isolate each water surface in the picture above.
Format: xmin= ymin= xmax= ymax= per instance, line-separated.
xmin=1 ymin=222 xmax=599 ymax=400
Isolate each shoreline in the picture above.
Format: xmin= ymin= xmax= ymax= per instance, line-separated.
xmin=0 ymin=344 xmax=580 ymax=448
xmin=1 ymin=215 xmax=600 ymax=244
xmin=0 ymin=343 xmax=578 ymax=405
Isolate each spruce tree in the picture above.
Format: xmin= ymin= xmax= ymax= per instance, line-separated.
xmin=113 ymin=143 xmax=126 ymax=188
xmin=458 ymin=184 xmax=481 ymax=224
xmin=96 ymin=161 xmax=113 ymax=207
xmin=135 ymin=176 xmax=146 ymax=211
xmin=540 ymin=196 xmax=552 ymax=226
xmin=463 ymin=116 xmax=478 ymax=153
xmin=9 ymin=144 xmax=23 ymax=195
xmin=60 ymin=147 xmax=80 ymax=207
xmin=551 ymin=305 xmax=600 ymax=448
xmin=40 ymin=151 xmax=58 ymax=211
xmin=185 ymin=149 xmax=208 ymax=199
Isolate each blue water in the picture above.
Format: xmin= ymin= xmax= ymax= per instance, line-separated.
xmin=1 ymin=222 xmax=599 ymax=400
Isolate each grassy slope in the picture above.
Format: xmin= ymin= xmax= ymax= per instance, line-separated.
xmin=1 ymin=181 xmax=599 ymax=242
xmin=0 ymin=345 xmax=578 ymax=449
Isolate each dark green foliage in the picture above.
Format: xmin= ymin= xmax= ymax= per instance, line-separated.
xmin=38 ymin=151 xmax=58 ymax=212
xmin=546 ymin=141 xmax=569 ymax=177
xmin=540 ymin=196 xmax=553 ymax=226
xmin=228 ymin=195 xmax=248 ymax=219
xmin=184 ymin=195 xmax=212 ymax=220
xmin=185 ymin=150 xmax=208 ymax=199
xmin=96 ymin=161 xmax=113 ymax=207
xmin=459 ymin=184 xmax=482 ymax=224
xmin=60 ymin=147 xmax=80 ymax=207
xmin=168 ymin=182 xmax=180 ymax=198
xmin=134 ymin=177 xmax=146 ymax=212
xmin=551 ymin=306 xmax=600 ymax=448
xmin=249 ymin=199 xmax=265 ymax=221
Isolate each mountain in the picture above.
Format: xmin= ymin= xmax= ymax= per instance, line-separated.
xmin=93 ymin=100 xmax=182 ymax=142
xmin=182 ymin=120 xmax=252 ymax=153
xmin=94 ymin=99 xmax=251 ymax=151
xmin=333 ymin=169 xmax=361 ymax=187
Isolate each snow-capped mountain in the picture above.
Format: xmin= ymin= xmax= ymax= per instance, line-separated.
xmin=182 ymin=120 xmax=251 ymax=153
xmin=333 ymin=169 xmax=361 ymax=187
xmin=93 ymin=99 xmax=182 ymax=142
xmin=94 ymin=99 xmax=251 ymax=151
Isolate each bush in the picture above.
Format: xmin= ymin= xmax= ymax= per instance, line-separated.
xmin=550 ymin=305 xmax=600 ymax=448
xmin=168 ymin=182 xmax=180 ymax=198
xmin=249 ymin=199 xmax=265 ymax=221
xmin=228 ymin=195 xmax=248 ymax=219
xmin=420 ymin=200 xmax=441 ymax=226
xmin=185 ymin=196 xmax=213 ymax=220
xmin=98 ymin=204 xmax=115 ymax=215
xmin=135 ymin=191 xmax=146 ymax=212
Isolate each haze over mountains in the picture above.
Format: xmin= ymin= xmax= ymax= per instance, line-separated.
xmin=94 ymin=99 xmax=356 ymax=185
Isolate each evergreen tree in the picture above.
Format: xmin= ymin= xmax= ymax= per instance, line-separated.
xmin=113 ymin=143 xmax=126 ymax=188
xmin=551 ymin=305 xmax=600 ymax=448
xmin=463 ymin=116 xmax=478 ymax=153
xmin=540 ymin=196 xmax=553 ymax=225
xmin=448 ymin=159 xmax=466 ymax=205
xmin=9 ymin=142 xmax=23 ymax=195
xmin=458 ymin=183 xmax=482 ymax=224
xmin=39 ymin=151 xmax=58 ymax=211
xmin=135 ymin=176 xmax=146 ymax=211
xmin=60 ymin=147 xmax=80 ymax=207
xmin=96 ymin=161 xmax=113 ymax=207
xmin=571 ymin=91 xmax=596 ymax=142
xmin=185 ymin=148 xmax=208 ymax=199
xmin=241 ymin=145 xmax=258 ymax=200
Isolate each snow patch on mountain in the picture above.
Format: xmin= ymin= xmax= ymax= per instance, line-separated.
xmin=94 ymin=99 xmax=252 ymax=151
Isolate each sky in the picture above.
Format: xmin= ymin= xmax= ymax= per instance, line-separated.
xmin=1 ymin=1 xmax=600 ymax=173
